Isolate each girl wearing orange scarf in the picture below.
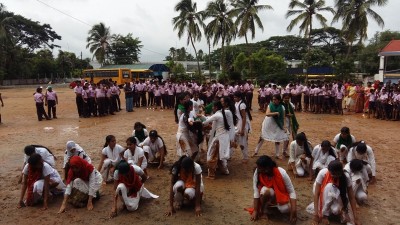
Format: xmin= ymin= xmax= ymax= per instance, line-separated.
xmin=58 ymin=156 xmax=102 ymax=213
xmin=312 ymin=161 xmax=361 ymax=225
xmin=251 ymin=155 xmax=297 ymax=223
xmin=165 ymin=156 xmax=203 ymax=217
xmin=110 ymin=160 xmax=158 ymax=218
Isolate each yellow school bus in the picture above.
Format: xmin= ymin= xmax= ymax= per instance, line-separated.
xmin=83 ymin=68 xmax=131 ymax=86
xmin=130 ymin=69 xmax=153 ymax=81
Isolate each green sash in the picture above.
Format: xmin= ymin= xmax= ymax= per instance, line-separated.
xmin=283 ymin=102 xmax=299 ymax=135
xmin=269 ymin=102 xmax=284 ymax=130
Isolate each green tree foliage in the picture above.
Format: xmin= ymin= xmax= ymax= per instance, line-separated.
xmin=302 ymin=48 xmax=331 ymax=67
xmin=233 ymin=48 xmax=288 ymax=82
xmin=230 ymin=0 xmax=273 ymax=44
xmin=333 ymin=0 xmax=388 ymax=57
xmin=204 ymin=0 xmax=236 ymax=74
xmin=172 ymin=0 xmax=205 ymax=75
xmin=110 ymin=33 xmax=142 ymax=64
xmin=259 ymin=35 xmax=308 ymax=60
xmin=311 ymin=27 xmax=347 ymax=63
xmin=86 ymin=22 xmax=111 ymax=65
xmin=358 ymin=30 xmax=400 ymax=75
xmin=0 ymin=4 xmax=61 ymax=80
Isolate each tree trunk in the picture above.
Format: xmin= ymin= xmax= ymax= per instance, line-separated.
xmin=305 ymin=15 xmax=312 ymax=83
xmin=189 ymin=33 xmax=201 ymax=77
xmin=208 ymin=39 xmax=211 ymax=80
xmin=245 ymin=34 xmax=252 ymax=80
xmin=221 ymin=35 xmax=225 ymax=77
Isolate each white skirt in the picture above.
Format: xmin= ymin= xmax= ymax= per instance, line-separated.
xmin=260 ymin=116 xmax=289 ymax=142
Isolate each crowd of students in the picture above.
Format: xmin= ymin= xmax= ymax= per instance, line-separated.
xmin=18 ymin=79 xmax=382 ymax=224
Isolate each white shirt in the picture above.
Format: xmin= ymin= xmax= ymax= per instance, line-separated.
xmin=311 ymin=145 xmax=337 ymax=170
xmin=123 ymin=146 xmax=148 ymax=169
xmin=347 ymin=145 xmax=376 ymax=176
xmin=101 ymin=144 xmax=125 ymax=164
xmin=252 ymin=167 xmax=296 ymax=199
xmin=23 ymin=162 xmax=61 ymax=183
xmin=24 ymin=147 xmax=55 ymax=168
xmin=139 ymin=137 xmax=164 ymax=152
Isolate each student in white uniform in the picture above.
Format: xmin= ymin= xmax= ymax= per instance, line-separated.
xmin=332 ymin=127 xmax=356 ymax=163
xmin=131 ymin=122 xmax=149 ymax=143
xmin=58 ymin=156 xmax=102 ymax=212
xmin=139 ymin=130 xmax=167 ymax=169
xmin=250 ymin=155 xmax=297 ymax=223
xmin=165 ymin=156 xmax=204 ymax=217
xmin=63 ymin=141 xmax=92 ymax=179
xmin=288 ymin=132 xmax=313 ymax=177
xmin=312 ymin=161 xmax=361 ymax=225
xmin=344 ymin=159 xmax=369 ymax=205
xmin=18 ymin=154 xmax=65 ymax=210
xmin=202 ymin=101 xmax=231 ymax=179
xmin=97 ymin=135 xmax=125 ymax=183
xmin=23 ymin=145 xmax=56 ymax=169
xmin=176 ymin=100 xmax=199 ymax=159
xmin=311 ymin=140 xmax=337 ymax=178
xmin=233 ymin=91 xmax=252 ymax=163
xmin=110 ymin=161 xmax=158 ymax=218
xmin=123 ymin=136 xmax=148 ymax=177
xmin=346 ymin=141 xmax=376 ymax=184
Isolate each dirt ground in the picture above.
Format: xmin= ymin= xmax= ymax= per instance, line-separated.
xmin=0 ymin=86 xmax=399 ymax=225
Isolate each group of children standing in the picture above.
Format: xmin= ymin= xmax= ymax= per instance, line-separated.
xmin=33 ymin=86 xmax=58 ymax=121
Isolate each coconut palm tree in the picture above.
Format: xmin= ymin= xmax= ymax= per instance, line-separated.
xmin=172 ymin=0 xmax=205 ymax=75
xmin=286 ymin=0 xmax=334 ymax=81
xmin=333 ymin=0 xmax=388 ymax=57
xmin=230 ymin=0 xmax=273 ymax=44
xmin=204 ymin=0 xmax=236 ymax=74
xmin=86 ymin=22 xmax=111 ymax=65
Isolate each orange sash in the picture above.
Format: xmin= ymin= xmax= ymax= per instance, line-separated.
xmin=258 ymin=168 xmax=290 ymax=205
xmin=319 ymin=171 xmax=339 ymax=215
xmin=181 ymin=171 xmax=195 ymax=189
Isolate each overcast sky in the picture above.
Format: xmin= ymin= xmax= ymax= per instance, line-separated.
xmin=2 ymin=0 xmax=398 ymax=62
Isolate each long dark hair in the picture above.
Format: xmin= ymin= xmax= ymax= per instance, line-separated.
xmin=321 ymin=140 xmax=337 ymax=158
xmin=214 ymin=101 xmax=230 ymax=131
xmin=222 ymin=96 xmax=238 ymax=125
xmin=149 ymin=130 xmax=167 ymax=155
xmin=328 ymin=160 xmax=348 ymax=211
xmin=171 ymin=155 xmax=195 ymax=183
xmin=296 ymin=132 xmax=311 ymax=157
xmin=104 ymin=135 xmax=115 ymax=148
xmin=234 ymin=91 xmax=252 ymax=121
xmin=24 ymin=145 xmax=55 ymax=157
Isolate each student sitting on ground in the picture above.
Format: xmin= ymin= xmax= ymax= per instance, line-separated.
xmin=18 ymin=153 xmax=65 ymax=210
xmin=110 ymin=160 xmax=158 ymax=218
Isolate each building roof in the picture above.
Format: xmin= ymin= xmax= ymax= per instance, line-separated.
xmin=100 ymin=63 xmax=170 ymax=74
xmin=379 ymin=40 xmax=400 ymax=56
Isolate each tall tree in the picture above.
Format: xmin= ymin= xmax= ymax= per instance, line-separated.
xmin=333 ymin=0 xmax=388 ymax=57
xmin=204 ymin=0 xmax=236 ymax=74
xmin=109 ymin=33 xmax=142 ymax=64
xmin=230 ymin=0 xmax=272 ymax=44
xmin=230 ymin=0 xmax=272 ymax=78
xmin=172 ymin=0 xmax=204 ymax=75
xmin=86 ymin=22 xmax=111 ymax=65
xmin=286 ymin=0 xmax=334 ymax=80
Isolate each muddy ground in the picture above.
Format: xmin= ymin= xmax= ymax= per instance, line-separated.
xmin=0 ymin=86 xmax=398 ymax=225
